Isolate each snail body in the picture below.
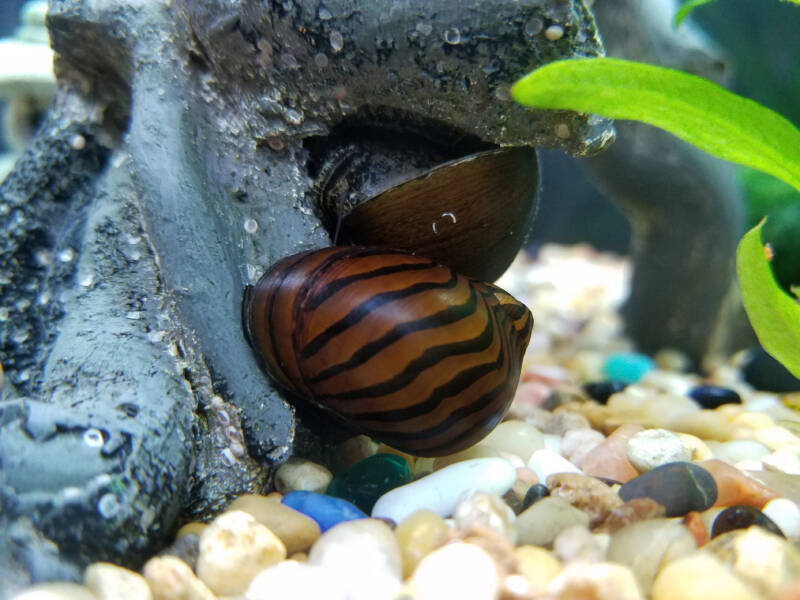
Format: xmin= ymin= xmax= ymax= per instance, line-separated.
xmin=244 ymin=246 xmax=533 ymax=456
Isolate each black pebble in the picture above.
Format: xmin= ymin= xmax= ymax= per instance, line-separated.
xmin=583 ymin=381 xmax=628 ymax=404
xmin=521 ymin=483 xmax=550 ymax=511
xmin=618 ymin=462 xmax=717 ymax=517
xmin=743 ymin=347 xmax=800 ymax=392
xmin=688 ymin=385 xmax=742 ymax=409
xmin=711 ymin=505 xmax=785 ymax=539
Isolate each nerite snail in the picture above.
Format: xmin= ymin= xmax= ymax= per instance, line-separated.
xmin=244 ymin=135 xmax=537 ymax=456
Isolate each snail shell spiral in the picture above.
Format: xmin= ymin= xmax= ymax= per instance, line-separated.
xmin=243 ymin=246 xmax=533 ymax=456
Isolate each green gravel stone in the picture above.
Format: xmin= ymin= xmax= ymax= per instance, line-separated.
xmin=326 ymin=453 xmax=412 ymax=514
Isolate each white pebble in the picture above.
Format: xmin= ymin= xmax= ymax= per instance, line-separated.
xmin=406 ymin=542 xmax=499 ymax=600
xmin=308 ymin=519 xmax=402 ymax=600
xmin=274 ymin=457 xmax=332 ymax=494
xmin=543 ymin=433 xmax=562 ymax=454
xmin=626 ymin=428 xmax=691 ymax=472
xmin=246 ymin=561 xmax=348 ymax=600
xmin=561 ymin=428 xmax=605 ymax=466
xmin=372 ymin=458 xmax=515 ymax=523
xmin=11 ymin=583 xmax=96 ymax=600
xmin=527 ymin=448 xmax=581 ymax=482
xmin=762 ymin=498 xmax=800 ymax=538
xmin=480 ymin=420 xmax=545 ymax=461
xmin=763 ymin=449 xmax=800 ymax=475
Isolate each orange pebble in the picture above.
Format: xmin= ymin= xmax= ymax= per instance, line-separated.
xmin=683 ymin=511 xmax=709 ymax=547
xmin=700 ymin=459 xmax=779 ymax=509
xmin=579 ymin=423 xmax=643 ymax=483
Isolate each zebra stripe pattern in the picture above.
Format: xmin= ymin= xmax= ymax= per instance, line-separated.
xmin=244 ymin=246 xmax=533 ymax=456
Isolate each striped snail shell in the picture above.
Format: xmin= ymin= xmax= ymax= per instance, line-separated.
xmin=243 ymin=245 xmax=533 ymax=456
xmin=309 ymin=126 xmax=539 ymax=282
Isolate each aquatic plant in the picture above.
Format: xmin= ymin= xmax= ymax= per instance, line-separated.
xmin=511 ymin=56 xmax=800 ymax=378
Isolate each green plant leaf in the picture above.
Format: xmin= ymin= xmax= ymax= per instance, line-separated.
xmin=510 ymin=58 xmax=800 ymax=194
xmin=674 ymin=0 xmax=716 ymax=27
xmin=736 ymin=219 xmax=800 ymax=379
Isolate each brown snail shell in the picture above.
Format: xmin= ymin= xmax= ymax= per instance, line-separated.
xmin=243 ymin=246 xmax=533 ymax=457
xmin=311 ymin=138 xmax=539 ymax=282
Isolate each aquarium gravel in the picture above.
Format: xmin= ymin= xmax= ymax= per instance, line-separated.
xmin=13 ymin=244 xmax=800 ymax=600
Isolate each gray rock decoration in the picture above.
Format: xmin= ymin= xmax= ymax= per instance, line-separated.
xmin=0 ymin=0 xmax=612 ymax=592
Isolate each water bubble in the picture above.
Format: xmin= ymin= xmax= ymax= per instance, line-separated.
xmin=0 ymin=307 xmax=9 ymax=322
xmin=280 ymin=53 xmax=299 ymax=70
xmin=80 ymin=273 xmax=94 ymax=287
xmin=267 ymin=137 xmax=285 ymax=151
xmin=34 ymin=249 xmax=53 ymax=266
xmin=70 ymin=134 xmax=86 ymax=150
xmin=229 ymin=441 xmax=246 ymax=457
xmin=524 ymin=18 xmax=543 ymax=36
xmin=125 ymin=311 xmax=142 ymax=320
xmin=57 ymin=248 xmax=75 ymax=263
xmin=330 ymin=30 xmax=344 ymax=52
xmin=83 ymin=428 xmax=105 ymax=448
xmin=431 ymin=211 xmax=458 ymax=234
xmin=314 ymin=52 xmax=329 ymax=68
xmin=38 ymin=290 xmax=51 ymax=305
xmin=443 ymin=27 xmax=461 ymax=45
xmin=545 ymin=24 xmax=564 ymax=41
xmin=243 ymin=218 xmax=259 ymax=234
xmin=15 ymin=298 xmax=30 ymax=311
xmin=318 ymin=6 xmax=332 ymax=20
xmin=97 ymin=493 xmax=121 ymax=519
xmin=147 ymin=330 xmax=165 ymax=343
xmin=494 ymin=86 xmax=511 ymax=102
xmin=221 ymin=447 xmax=237 ymax=466
xmin=16 ymin=369 xmax=30 ymax=382
xmin=217 ymin=409 xmax=231 ymax=426
xmin=415 ymin=21 xmax=433 ymax=36
xmin=11 ymin=328 xmax=30 ymax=344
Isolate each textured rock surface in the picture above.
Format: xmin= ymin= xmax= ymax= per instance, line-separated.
xmin=0 ymin=0 xmax=609 ymax=593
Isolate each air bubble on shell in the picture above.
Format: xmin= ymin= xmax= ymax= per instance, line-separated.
xmin=524 ymin=18 xmax=544 ymax=36
xmin=80 ymin=274 xmax=95 ymax=287
xmin=57 ymin=248 xmax=75 ymax=263
xmin=284 ymin=108 xmax=303 ymax=125
xmin=318 ymin=6 xmax=332 ymax=20
xmin=221 ymin=447 xmax=237 ymax=466
xmin=314 ymin=52 xmax=329 ymax=68
xmin=35 ymin=249 xmax=53 ymax=266
xmin=70 ymin=134 xmax=86 ymax=150
xmin=494 ymin=86 xmax=511 ymax=102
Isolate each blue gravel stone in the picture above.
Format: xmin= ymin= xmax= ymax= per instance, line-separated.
xmin=618 ymin=461 xmax=717 ymax=517
xmin=711 ymin=504 xmax=784 ymax=538
xmin=281 ymin=490 xmax=367 ymax=532
xmin=583 ymin=380 xmax=628 ymax=404
xmin=688 ymin=385 xmax=742 ymax=409
xmin=601 ymin=353 xmax=655 ymax=384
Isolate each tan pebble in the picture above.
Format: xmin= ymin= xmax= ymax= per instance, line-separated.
xmin=556 ymin=401 xmax=609 ymax=430
xmin=175 ymin=522 xmax=207 ymax=539
xmin=699 ymin=459 xmax=778 ymax=508
xmin=653 ymin=348 xmax=691 ymax=372
xmin=395 ymin=510 xmax=451 ymax=579
xmin=264 ymin=491 xmax=283 ymax=500
xmin=11 ymin=583 xmax=96 ymax=600
xmin=547 ymin=472 xmax=623 ymax=526
xmin=406 ymin=542 xmax=499 ymax=600
xmin=669 ymin=409 xmax=736 ymax=441
xmin=196 ymin=510 xmax=286 ymax=596
xmin=142 ymin=556 xmax=215 ymax=600
xmin=85 ymin=563 xmax=152 ymax=600
xmin=543 ymin=410 xmax=592 ymax=436
xmin=433 ymin=445 xmax=503 ymax=470
xmin=513 ymin=545 xmax=562 ymax=594
xmin=606 ymin=519 xmax=696 ymax=594
xmin=309 ymin=519 xmax=402 ymax=599
xmin=652 ymin=553 xmax=761 ymax=600
xmin=333 ymin=435 xmax=379 ymax=471
xmin=453 ymin=490 xmax=517 ymax=544
xmin=732 ymin=411 xmax=776 ymax=429
xmin=638 ymin=369 xmax=697 ymax=396
xmin=245 ymin=560 xmax=348 ymax=600
xmin=548 ymin=561 xmax=644 ymax=600
xmin=595 ymin=498 xmax=666 ymax=534
xmin=553 ymin=524 xmax=609 ymax=563
xmin=754 ymin=427 xmax=800 ymax=450
xmin=517 ymin=496 xmax=590 ymax=547
xmin=704 ymin=526 xmax=800 ymax=597
xmin=605 ymin=392 xmax=699 ymax=431
xmin=675 ymin=433 xmax=712 ymax=461
xmin=274 ymin=457 xmax=332 ymax=494
xmin=460 ymin=527 xmax=515 ymax=578
xmin=228 ymin=494 xmax=321 ymax=554
xmin=480 ymin=420 xmax=545 ymax=462
xmin=580 ymin=423 xmax=642 ymax=483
